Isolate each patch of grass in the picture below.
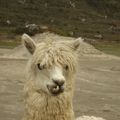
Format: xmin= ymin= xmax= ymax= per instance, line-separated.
xmin=0 ymin=0 xmax=120 ymax=42
xmin=0 ymin=40 xmax=20 ymax=49
xmin=92 ymin=42 xmax=120 ymax=57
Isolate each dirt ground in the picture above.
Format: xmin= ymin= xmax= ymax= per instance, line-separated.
xmin=0 ymin=33 xmax=120 ymax=120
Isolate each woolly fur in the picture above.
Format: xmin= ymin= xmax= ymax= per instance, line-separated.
xmin=23 ymin=37 xmax=79 ymax=120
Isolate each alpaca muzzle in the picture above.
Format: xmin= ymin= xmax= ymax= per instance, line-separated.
xmin=47 ymin=83 xmax=64 ymax=96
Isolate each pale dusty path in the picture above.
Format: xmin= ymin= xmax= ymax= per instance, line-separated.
xmin=0 ymin=33 xmax=120 ymax=120
xmin=74 ymin=57 xmax=120 ymax=120
xmin=0 ymin=57 xmax=120 ymax=120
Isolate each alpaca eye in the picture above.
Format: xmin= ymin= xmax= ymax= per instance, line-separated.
xmin=37 ymin=64 xmax=44 ymax=70
xmin=65 ymin=65 xmax=69 ymax=70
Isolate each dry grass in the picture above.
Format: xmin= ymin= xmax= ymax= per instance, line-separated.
xmin=92 ymin=41 xmax=120 ymax=57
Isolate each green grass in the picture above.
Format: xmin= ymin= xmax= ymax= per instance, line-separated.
xmin=0 ymin=40 xmax=20 ymax=49
xmin=0 ymin=1 xmax=120 ymax=56
xmin=93 ymin=42 xmax=120 ymax=57
xmin=0 ymin=0 xmax=120 ymax=41
xmin=0 ymin=38 xmax=120 ymax=58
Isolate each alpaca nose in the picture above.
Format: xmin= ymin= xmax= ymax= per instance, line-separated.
xmin=53 ymin=79 xmax=65 ymax=86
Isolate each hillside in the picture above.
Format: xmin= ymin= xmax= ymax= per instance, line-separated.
xmin=0 ymin=0 xmax=120 ymax=41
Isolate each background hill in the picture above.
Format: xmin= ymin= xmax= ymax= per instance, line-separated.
xmin=0 ymin=0 xmax=120 ymax=42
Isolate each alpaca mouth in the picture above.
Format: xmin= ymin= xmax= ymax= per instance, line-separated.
xmin=47 ymin=84 xmax=64 ymax=95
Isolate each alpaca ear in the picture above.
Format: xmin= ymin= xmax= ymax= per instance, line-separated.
xmin=72 ymin=37 xmax=83 ymax=50
xmin=22 ymin=34 xmax=36 ymax=54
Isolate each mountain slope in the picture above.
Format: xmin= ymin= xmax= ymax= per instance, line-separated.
xmin=0 ymin=0 xmax=120 ymax=41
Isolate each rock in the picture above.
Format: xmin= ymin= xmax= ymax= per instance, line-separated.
xmin=44 ymin=3 xmax=48 ymax=7
xmin=40 ymin=25 xmax=48 ymax=31
xmin=102 ymin=104 xmax=112 ymax=112
xmin=81 ymin=18 xmax=86 ymax=22
xmin=14 ymin=24 xmax=48 ymax=35
xmin=25 ymin=24 xmax=39 ymax=34
xmin=18 ymin=0 xmax=26 ymax=4
xmin=6 ymin=20 xmax=11 ymax=25
xmin=69 ymin=1 xmax=76 ymax=8
xmin=94 ymin=34 xmax=103 ymax=39
xmin=25 ymin=24 xmax=49 ymax=35
xmin=104 ymin=15 xmax=107 ymax=20
xmin=69 ymin=31 xmax=74 ymax=36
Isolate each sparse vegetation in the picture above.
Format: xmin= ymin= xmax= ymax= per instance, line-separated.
xmin=92 ymin=41 xmax=120 ymax=57
xmin=0 ymin=39 xmax=20 ymax=49
xmin=0 ymin=0 xmax=120 ymax=40
xmin=0 ymin=0 xmax=120 ymax=56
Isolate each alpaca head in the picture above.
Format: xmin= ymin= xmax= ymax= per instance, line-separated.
xmin=22 ymin=34 xmax=81 ymax=96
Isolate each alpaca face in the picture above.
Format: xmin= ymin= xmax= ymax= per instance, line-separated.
xmin=35 ymin=64 xmax=66 ymax=95
xmin=22 ymin=34 xmax=81 ymax=96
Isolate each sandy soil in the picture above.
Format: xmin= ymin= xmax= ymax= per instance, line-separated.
xmin=0 ymin=33 xmax=120 ymax=120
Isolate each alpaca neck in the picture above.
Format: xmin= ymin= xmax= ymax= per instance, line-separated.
xmin=25 ymin=88 xmax=75 ymax=120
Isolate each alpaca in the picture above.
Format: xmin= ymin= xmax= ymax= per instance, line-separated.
xmin=22 ymin=34 xmax=105 ymax=120
xmin=22 ymin=33 xmax=80 ymax=120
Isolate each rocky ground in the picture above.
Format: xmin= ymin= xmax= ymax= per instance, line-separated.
xmin=0 ymin=33 xmax=120 ymax=120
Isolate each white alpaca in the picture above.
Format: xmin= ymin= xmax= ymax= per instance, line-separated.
xmin=22 ymin=34 xmax=105 ymax=120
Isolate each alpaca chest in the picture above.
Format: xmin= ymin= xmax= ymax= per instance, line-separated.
xmin=25 ymin=93 xmax=74 ymax=120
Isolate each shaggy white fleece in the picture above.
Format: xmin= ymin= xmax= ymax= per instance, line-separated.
xmin=76 ymin=116 xmax=106 ymax=120
xmin=22 ymin=34 xmax=106 ymax=120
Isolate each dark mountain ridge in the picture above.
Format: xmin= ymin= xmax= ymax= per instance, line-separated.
xmin=0 ymin=0 xmax=120 ymax=41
